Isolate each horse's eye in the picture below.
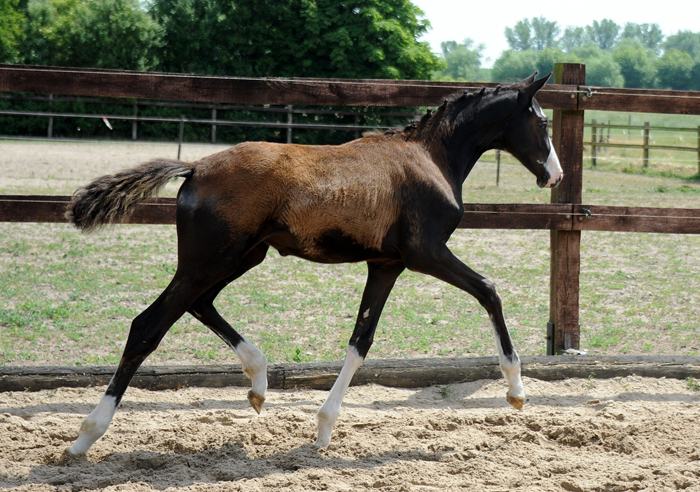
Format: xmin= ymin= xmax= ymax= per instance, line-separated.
xmin=539 ymin=119 xmax=548 ymax=128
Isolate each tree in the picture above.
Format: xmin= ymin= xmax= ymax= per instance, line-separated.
xmin=19 ymin=0 xmax=161 ymax=70
xmin=560 ymin=26 xmax=586 ymax=52
xmin=436 ymin=39 xmax=483 ymax=81
xmin=621 ymin=23 xmax=663 ymax=54
xmin=505 ymin=19 xmax=532 ymax=51
xmin=530 ymin=16 xmax=560 ymax=51
xmin=505 ymin=17 xmax=559 ymax=52
xmin=656 ymin=49 xmax=694 ymax=90
xmin=613 ymin=40 xmax=656 ymax=88
xmin=571 ymin=44 xmax=623 ymax=87
xmin=691 ymin=62 xmax=700 ymax=91
xmin=0 ymin=0 xmax=24 ymax=63
xmin=69 ymin=0 xmax=162 ymax=70
xmin=492 ymin=49 xmax=538 ymax=82
xmin=663 ymin=31 xmax=700 ymax=60
xmin=150 ymin=0 xmax=442 ymax=79
xmin=585 ymin=19 xmax=620 ymax=50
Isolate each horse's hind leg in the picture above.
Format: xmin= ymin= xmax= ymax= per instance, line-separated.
xmin=188 ymin=243 xmax=270 ymax=413
xmin=316 ymin=261 xmax=405 ymax=447
xmin=67 ymin=270 xmax=213 ymax=455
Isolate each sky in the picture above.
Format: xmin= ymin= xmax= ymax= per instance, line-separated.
xmin=411 ymin=0 xmax=700 ymax=68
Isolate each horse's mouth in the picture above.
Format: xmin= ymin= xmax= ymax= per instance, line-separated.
xmin=538 ymin=174 xmax=563 ymax=189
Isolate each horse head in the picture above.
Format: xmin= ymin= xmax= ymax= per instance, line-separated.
xmin=500 ymin=72 xmax=563 ymax=189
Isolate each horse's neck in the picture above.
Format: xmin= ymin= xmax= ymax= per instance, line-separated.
xmin=446 ymin=121 xmax=501 ymax=186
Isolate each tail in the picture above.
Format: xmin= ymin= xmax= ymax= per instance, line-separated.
xmin=66 ymin=158 xmax=194 ymax=232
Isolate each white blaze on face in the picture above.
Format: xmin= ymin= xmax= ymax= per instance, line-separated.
xmin=545 ymin=137 xmax=563 ymax=188
xmin=532 ymin=101 xmax=563 ymax=188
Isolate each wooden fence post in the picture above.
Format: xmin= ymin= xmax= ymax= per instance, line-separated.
xmin=47 ymin=94 xmax=53 ymax=139
xmin=643 ymin=122 xmax=650 ymax=168
xmin=211 ymin=106 xmax=218 ymax=144
xmin=496 ymin=150 xmax=501 ymax=187
xmin=549 ymin=63 xmax=585 ymax=355
xmin=697 ymin=125 xmax=699 ymax=175
xmin=287 ymin=105 xmax=293 ymax=144
xmin=591 ymin=119 xmax=597 ymax=166
xmin=132 ymin=100 xmax=138 ymax=141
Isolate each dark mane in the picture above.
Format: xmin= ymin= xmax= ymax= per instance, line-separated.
xmin=394 ymin=84 xmax=520 ymax=143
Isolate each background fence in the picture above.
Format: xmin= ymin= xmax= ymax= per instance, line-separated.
xmin=2 ymin=63 xmax=700 ymax=355
xmin=0 ymin=92 xmax=418 ymax=145
xmin=588 ymin=119 xmax=700 ymax=171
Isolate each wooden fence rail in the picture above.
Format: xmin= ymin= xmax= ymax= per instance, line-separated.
xmin=2 ymin=63 xmax=700 ymax=356
xmin=0 ymin=93 xmax=417 ymax=143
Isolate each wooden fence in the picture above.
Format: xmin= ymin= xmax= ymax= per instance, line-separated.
xmin=0 ymin=93 xmax=417 ymax=143
xmin=589 ymin=119 xmax=700 ymax=171
xmin=2 ymin=63 xmax=700 ymax=355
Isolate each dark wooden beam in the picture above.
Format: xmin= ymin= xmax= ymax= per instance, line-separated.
xmin=459 ymin=203 xmax=574 ymax=230
xmin=580 ymin=86 xmax=700 ymax=115
xmin=0 ymin=195 xmax=176 ymax=224
xmin=574 ymin=205 xmax=700 ymax=234
xmin=3 ymin=196 xmax=700 ymax=234
xmin=0 ymin=64 xmax=577 ymax=109
xmin=2 ymin=356 xmax=699 ymax=393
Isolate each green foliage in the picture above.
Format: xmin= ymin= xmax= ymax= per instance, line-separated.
xmin=571 ymin=44 xmax=623 ymax=87
xmin=492 ymin=47 xmax=577 ymax=84
xmin=505 ymin=19 xmax=533 ymax=51
xmin=613 ymin=40 xmax=656 ymax=88
xmin=535 ymin=48 xmax=579 ymax=79
xmin=149 ymin=0 xmax=441 ymax=80
xmin=0 ymin=0 xmax=24 ymax=63
xmin=663 ymin=31 xmax=700 ymax=60
xmin=621 ymin=23 xmax=663 ymax=54
xmin=505 ymin=16 xmax=559 ymax=52
xmin=19 ymin=0 xmax=162 ymax=69
xmin=435 ymin=39 xmax=482 ymax=81
xmin=656 ymin=49 xmax=694 ymax=90
xmin=560 ymin=26 xmax=586 ymax=52
xmin=585 ymin=19 xmax=620 ymax=50
xmin=492 ymin=50 xmax=538 ymax=83
xmin=691 ymin=62 xmax=700 ymax=91
xmin=530 ymin=16 xmax=560 ymax=51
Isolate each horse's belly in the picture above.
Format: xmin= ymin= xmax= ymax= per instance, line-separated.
xmin=265 ymin=228 xmax=392 ymax=264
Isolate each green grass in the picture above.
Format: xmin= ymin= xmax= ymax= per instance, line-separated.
xmin=687 ymin=377 xmax=700 ymax=391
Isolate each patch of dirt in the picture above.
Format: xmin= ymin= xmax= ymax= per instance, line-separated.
xmin=1 ymin=376 xmax=699 ymax=491
xmin=0 ymin=140 xmax=230 ymax=195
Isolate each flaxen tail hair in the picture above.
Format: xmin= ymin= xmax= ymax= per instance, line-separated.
xmin=66 ymin=158 xmax=194 ymax=232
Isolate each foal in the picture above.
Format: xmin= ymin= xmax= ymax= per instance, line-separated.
xmin=66 ymin=73 xmax=561 ymax=454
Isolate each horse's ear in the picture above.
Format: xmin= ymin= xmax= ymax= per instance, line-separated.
xmin=522 ymin=72 xmax=538 ymax=85
xmin=519 ymin=72 xmax=552 ymax=102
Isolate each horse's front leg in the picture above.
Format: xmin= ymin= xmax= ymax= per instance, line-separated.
xmin=404 ymin=245 xmax=525 ymax=410
xmin=316 ymin=261 xmax=405 ymax=447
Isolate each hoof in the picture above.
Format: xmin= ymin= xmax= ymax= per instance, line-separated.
xmin=507 ymin=394 xmax=524 ymax=410
xmin=247 ymin=390 xmax=265 ymax=414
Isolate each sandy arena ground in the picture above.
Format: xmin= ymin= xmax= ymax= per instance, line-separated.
xmin=1 ymin=376 xmax=699 ymax=491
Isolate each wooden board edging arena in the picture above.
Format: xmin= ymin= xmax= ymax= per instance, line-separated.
xmin=1 ymin=355 xmax=698 ymax=393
